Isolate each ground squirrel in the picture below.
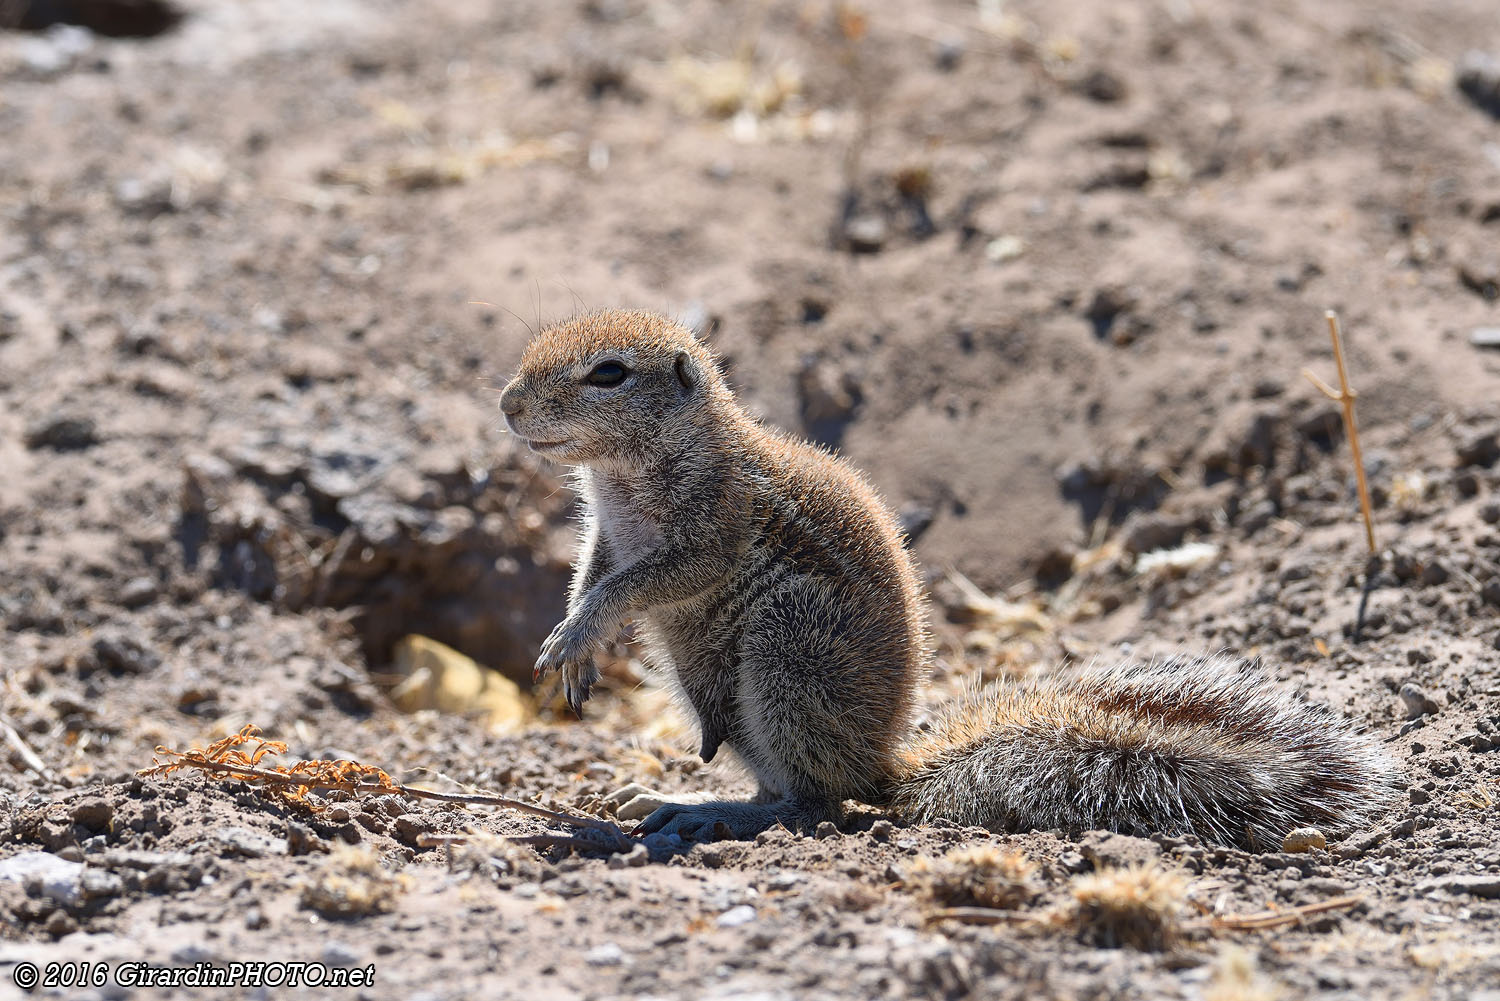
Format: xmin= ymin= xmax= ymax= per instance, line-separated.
xmin=499 ymin=309 xmax=1395 ymax=848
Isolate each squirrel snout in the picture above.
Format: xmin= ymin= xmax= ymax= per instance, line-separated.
xmin=499 ymin=387 xmax=524 ymax=417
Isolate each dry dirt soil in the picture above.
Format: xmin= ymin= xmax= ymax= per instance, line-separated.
xmin=4 ymin=0 xmax=1500 ymax=998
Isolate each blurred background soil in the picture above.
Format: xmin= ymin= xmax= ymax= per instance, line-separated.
xmin=2 ymin=1 xmax=1500 ymax=999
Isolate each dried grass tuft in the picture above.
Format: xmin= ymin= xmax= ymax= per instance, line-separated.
xmin=300 ymin=845 xmax=410 ymax=919
xmin=908 ymin=845 xmax=1037 ymax=911
xmin=445 ymin=829 xmax=550 ymax=884
xmin=1204 ymin=944 xmax=1281 ymax=1001
xmin=1065 ymin=862 xmax=1188 ymax=951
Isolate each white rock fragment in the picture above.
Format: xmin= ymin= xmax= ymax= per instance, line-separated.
xmin=716 ymin=904 xmax=757 ymax=928
xmin=985 ymin=235 xmax=1025 ymax=263
xmin=1134 ymin=542 xmax=1219 ymax=575
xmin=585 ymin=942 xmax=626 ymax=967
xmin=0 ymin=852 xmax=85 ymax=906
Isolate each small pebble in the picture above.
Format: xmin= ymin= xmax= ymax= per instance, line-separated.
xmin=1456 ymin=428 xmax=1500 ymax=468
xmin=814 ymin=821 xmax=839 ymax=840
xmin=322 ymin=942 xmax=362 ymax=967
xmin=23 ymin=414 xmax=98 ymax=451
xmin=285 ymin=822 xmax=317 ymax=856
xmin=931 ymin=35 xmax=964 ymax=71
xmin=585 ymin=943 xmax=626 ymax=967
xmin=607 ymin=843 xmax=656 ymax=870
xmin=843 ymin=215 xmax=887 ymax=253
xmin=118 ymin=576 xmax=159 ymax=608
xmin=1457 ymin=50 xmax=1500 ymax=120
xmin=392 ymin=814 xmax=435 ymax=848
xmin=79 ymin=869 xmax=122 ymax=900
xmin=1399 ymin=683 xmax=1440 ymax=720
xmin=213 ymin=826 xmax=287 ymax=858
xmin=985 ymin=235 xmax=1025 ymax=263
xmin=716 ymin=905 xmax=757 ymax=928
xmin=89 ymin=632 xmax=162 ymax=675
xmin=170 ymin=944 xmax=216 ymax=964
xmin=71 ymin=799 xmax=115 ymax=832
xmin=1078 ymin=67 xmax=1127 ymax=103
xmin=45 ymin=911 xmax=77 ymax=937
xmin=1283 ymin=827 xmax=1327 ymax=853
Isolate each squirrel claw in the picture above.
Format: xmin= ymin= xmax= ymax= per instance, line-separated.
xmin=563 ymin=658 xmax=600 ymax=717
xmin=565 ymin=678 xmax=587 ymax=717
xmin=536 ymin=616 xmax=589 ymax=681
xmin=537 ymin=617 xmax=601 ymax=714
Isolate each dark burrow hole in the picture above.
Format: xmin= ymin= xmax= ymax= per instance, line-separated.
xmin=178 ymin=448 xmax=573 ymax=688
xmin=1 ymin=0 xmax=183 ymax=38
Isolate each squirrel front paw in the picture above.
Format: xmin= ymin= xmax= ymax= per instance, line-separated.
xmin=535 ymin=617 xmax=600 ymax=715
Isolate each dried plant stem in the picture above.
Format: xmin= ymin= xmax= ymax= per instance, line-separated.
xmin=1212 ymin=894 xmax=1362 ymax=931
xmin=151 ymin=750 xmax=632 ymax=850
xmin=924 ymin=906 xmax=1034 ymax=926
xmin=1302 ymin=310 xmax=1376 ymax=553
xmin=1 ymin=713 xmax=55 ymax=782
xmin=416 ymin=832 xmax=613 ymax=853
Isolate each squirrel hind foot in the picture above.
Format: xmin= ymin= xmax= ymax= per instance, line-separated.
xmin=636 ymin=798 xmax=837 ymax=842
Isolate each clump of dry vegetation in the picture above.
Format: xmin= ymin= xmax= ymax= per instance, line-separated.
xmin=907 ymin=845 xmax=1037 ymax=911
xmin=300 ymin=845 xmax=411 ymax=919
xmin=445 ymin=829 xmax=551 ymax=885
xmin=139 ymin=723 xmax=633 ymax=851
xmin=139 ymin=723 xmax=403 ymax=811
xmin=1063 ymin=863 xmax=1189 ymax=951
xmin=1204 ymin=944 xmax=1281 ymax=1001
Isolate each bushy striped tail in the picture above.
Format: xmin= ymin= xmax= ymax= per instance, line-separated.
xmin=887 ymin=653 xmax=1396 ymax=851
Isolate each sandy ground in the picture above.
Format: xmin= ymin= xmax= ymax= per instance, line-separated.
xmin=2 ymin=0 xmax=1500 ymax=998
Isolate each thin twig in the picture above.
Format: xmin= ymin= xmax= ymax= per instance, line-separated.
xmin=1212 ymin=894 xmax=1362 ymax=931
xmin=1 ymin=713 xmax=56 ymax=783
xmin=417 ymin=832 xmax=618 ymax=853
xmin=923 ymin=906 xmax=1034 ymax=926
xmin=1301 ymin=310 xmax=1376 ymax=552
xmin=415 ymin=833 xmax=472 ymax=847
xmin=151 ymin=751 xmax=632 ymax=850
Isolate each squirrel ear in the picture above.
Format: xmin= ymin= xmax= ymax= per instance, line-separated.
xmin=674 ymin=351 xmax=697 ymax=391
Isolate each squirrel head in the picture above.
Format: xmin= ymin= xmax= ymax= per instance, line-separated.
xmin=499 ymin=309 xmax=727 ymax=466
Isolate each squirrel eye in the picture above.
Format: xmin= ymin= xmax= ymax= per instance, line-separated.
xmin=585 ymin=361 xmax=629 ymax=387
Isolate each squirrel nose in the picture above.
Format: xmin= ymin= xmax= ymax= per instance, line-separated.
xmin=500 ymin=388 xmax=523 ymax=417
